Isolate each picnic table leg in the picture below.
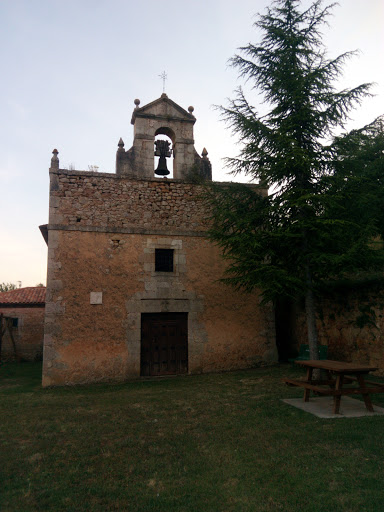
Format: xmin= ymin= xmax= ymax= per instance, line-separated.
xmin=356 ymin=374 xmax=374 ymax=412
xmin=333 ymin=374 xmax=344 ymax=414
xmin=303 ymin=367 xmax=313 ymax=402
xmin=327 ymin=370 xmax=336 ymax=389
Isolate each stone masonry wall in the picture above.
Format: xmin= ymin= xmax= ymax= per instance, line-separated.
xmin=291 ymin=291 xmax=384 ymax=372
xmin=43 ymin=169 xmax=276 ymax=386
xmin=49 ymin=170 xmax=210 ymax=233
xmin=0 ymin=306 xmax=45 ymax=361
xmin=43 ymin=230 xmax=276 ymax=386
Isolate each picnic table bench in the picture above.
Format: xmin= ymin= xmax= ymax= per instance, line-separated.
xmin=283 ymin=359 xmax=384 ymax=414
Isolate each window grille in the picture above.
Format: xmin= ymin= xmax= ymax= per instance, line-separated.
xmin=155 ymin=249 xmax=174 ymax=272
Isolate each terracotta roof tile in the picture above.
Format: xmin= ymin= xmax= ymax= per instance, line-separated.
xmin=0 ymin=287 xmax=46 ymax=305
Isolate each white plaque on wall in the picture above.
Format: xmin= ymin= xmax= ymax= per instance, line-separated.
xmin=90 ymin=292 xmax=103 ymax=305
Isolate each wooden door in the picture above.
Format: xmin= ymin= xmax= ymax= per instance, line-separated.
xmin=141 ymin=313 xmax=188 ymax=376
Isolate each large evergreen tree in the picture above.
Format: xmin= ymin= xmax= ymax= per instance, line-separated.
xmin=208 ymin=0 xmax=384 ymax=359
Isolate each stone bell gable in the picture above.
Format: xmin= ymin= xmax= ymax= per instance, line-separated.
xmin=116 ymin=93 xmax=212 ymax=181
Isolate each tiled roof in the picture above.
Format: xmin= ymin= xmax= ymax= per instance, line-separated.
xmin=0 ymin=287 xmax=46 ymax=305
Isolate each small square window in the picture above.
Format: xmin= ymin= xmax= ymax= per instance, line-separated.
xmin=155 ymin=249 xmax=174 ymax=272
xmin=12 ymin=318 xmax=18 ymax=328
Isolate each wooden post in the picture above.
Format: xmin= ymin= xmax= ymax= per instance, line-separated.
xmin=357 ymin=374 xmax=374 ymax=413
xmin=0 ymin=315 xmax=21 ymax=363
xmin=7 ymin=318 xmax=20 ymax=361
xmin=333 ymin=374 xmax=344 ymax=414
xmin=304 ymin=367 xmax=313 ymax=402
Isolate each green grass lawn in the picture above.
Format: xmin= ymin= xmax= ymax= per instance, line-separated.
xmin=1 ymin=362 xmax=384 ymax=512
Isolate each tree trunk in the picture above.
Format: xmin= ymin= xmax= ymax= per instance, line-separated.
xmin=305 ymin=266 xmax=319 ymax=360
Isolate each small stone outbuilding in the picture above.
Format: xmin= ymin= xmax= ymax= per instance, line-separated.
xmin=0 ymin=287 xmax=46 ymax=361
xmin=41 ymin=94 xmax=277 ymax=386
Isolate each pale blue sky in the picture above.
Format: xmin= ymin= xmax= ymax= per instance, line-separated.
xmin=1 ymin=0 xmax=383 ymax=287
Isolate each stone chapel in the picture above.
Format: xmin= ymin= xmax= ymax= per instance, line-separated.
xmin=42 ymin=93 xmax=277 ymax=386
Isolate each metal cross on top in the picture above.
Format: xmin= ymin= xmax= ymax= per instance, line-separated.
xmin=159 ymin=71 xmax=167 ymax=93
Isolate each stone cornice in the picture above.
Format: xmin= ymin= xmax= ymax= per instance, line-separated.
xmin=47 ymin=224 xmax=207 ymax=238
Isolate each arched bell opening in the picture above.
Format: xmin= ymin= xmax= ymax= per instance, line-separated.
xmin=154 ymin=127 xmax=175 ymax=178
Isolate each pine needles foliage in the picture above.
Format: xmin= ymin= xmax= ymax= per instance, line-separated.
xmin=206 ymin=0 xmax=384 ymax=357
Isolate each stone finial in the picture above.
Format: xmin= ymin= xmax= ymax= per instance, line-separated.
xmin=161 ymin=93 xmax=168 ymax=99
xmin=134 ymin=99 xmax=140 ymax=108
xmin=201 ymin=147 xmax=208 ymax=158
xmin=51 ymin=148 xmax=59 ymax=169
xmin=188 ymin=106 xmax=194 ymax=114
xmin=118 ymin=137 xmax=125 ymax=149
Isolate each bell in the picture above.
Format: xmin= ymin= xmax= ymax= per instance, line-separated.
xmin=155 ymin=155 xmax=170 ymax=176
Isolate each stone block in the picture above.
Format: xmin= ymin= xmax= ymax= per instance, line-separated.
xmin=50 ymin=196 xmax=60 ymax=207
xmin=49 ymin=279 xmax=63 ymax=292
xmin=145 ymin=281 xmax=156 ymax=292
xmin=45 ymin=301 xmax=65 ymax=315
xmin=176 ymin=254 xmax=186 ymax=265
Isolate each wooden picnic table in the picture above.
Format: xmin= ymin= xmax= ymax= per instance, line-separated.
xmin=284 ymin=359 xmax=384 ymax=414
